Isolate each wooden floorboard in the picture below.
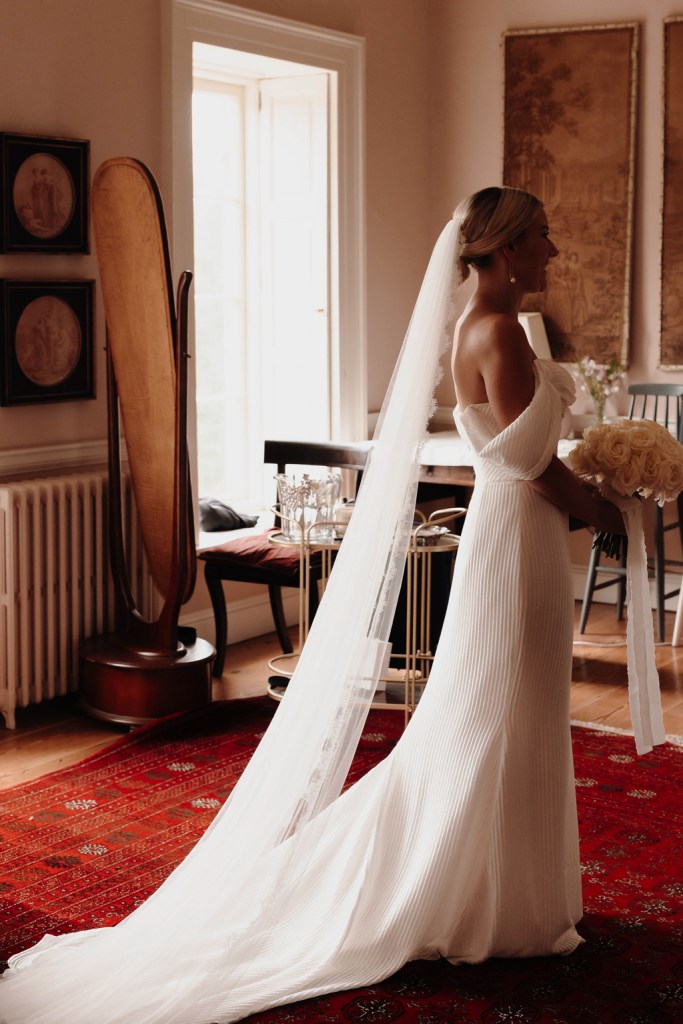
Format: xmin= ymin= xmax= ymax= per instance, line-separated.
xmin=571 ymin=602 xmax=683 ymax=735
xmin=1 ymin=603 xmax=682 ymax=791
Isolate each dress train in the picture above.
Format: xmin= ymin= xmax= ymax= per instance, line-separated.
xmin=0 ymin=360 xmax=582 ymax=1024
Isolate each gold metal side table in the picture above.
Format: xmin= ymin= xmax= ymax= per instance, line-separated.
xmin=265 ymin=518 xmax=340 ymax=687
xmin=266 ymin=507 xmax=467 ymax=724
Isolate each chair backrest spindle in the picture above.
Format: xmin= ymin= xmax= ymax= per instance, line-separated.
xmin=627 ymin=383 xmax=683 ymax=442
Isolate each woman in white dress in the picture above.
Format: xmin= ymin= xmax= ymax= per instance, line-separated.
xmin=0 ymin=187 xmax=625 ymax=1024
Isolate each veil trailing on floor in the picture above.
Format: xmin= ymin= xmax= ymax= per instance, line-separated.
xmin=1 ymin=221 xmax=460 ymax=1024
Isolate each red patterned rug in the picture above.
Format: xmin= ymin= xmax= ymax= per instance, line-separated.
xmin=1 ymin=698 xmax=682 ymax=1023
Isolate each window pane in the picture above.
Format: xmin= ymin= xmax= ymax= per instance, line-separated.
xmin=192 ymin=82 xmax=248 ymax=503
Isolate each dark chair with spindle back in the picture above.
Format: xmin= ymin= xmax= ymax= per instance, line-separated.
xmin=578 ymin=382 xmax=683 ymax=641
xmin=199 ymin=439 xmax=371 ymax=677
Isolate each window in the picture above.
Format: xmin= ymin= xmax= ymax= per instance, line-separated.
xmin=166 ymin=1 xmax=366 ymax=512
xmin=192 ymin=76 xmax=252 ymax=502
xmin=192 ymin=47 xmax=331 ymax=507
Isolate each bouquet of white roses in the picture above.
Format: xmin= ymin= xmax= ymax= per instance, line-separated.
xmin=570 ymin=419 xmax=674 ymax=755
xmin=570 ymin=418 xmax=683 ymax=559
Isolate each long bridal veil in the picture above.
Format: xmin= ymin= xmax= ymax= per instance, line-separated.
xmin=1 ymin=220 xmax=459 ymax=1024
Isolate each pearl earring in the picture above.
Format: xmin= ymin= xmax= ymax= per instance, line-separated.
xmin=509 ymin=263 xmax=516 ymax=285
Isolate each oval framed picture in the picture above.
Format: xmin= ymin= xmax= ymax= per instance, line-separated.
xmin=15 ymin=295 xmax=82 ymax=387
xmin=13 ymin=154 xmax=76 ymax=240
xmin=0 ymin=280 xmax=95 ymax=405
xmin=0 ymin=133 xmax=89 ymax=253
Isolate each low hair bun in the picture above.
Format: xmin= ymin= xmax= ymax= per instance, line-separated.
xmin=452 ymin=186 xmax=541 ymax=276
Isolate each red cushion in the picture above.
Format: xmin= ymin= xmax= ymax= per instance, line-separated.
xmin=199 ymin=528 xmax=301 ymax=572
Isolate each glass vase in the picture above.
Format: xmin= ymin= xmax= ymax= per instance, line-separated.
xmin=275 ymin=472 xmax=341 ymax=542
xmin=593 ymin=395 xmax=606 ymax=423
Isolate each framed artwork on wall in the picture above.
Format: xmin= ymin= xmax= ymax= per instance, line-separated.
xmin=661 ymin=17 xmax=683 ymax=369
xmin=0 ymin=279 xmax=95 ymax=405
xmin=503 ymin=23 xmax=639 ymax=365
xmin=0 ymin=133 xmax=89 ymax=253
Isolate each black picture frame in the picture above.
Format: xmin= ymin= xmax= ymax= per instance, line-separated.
xmin=0 ymin=133 xmax=89 ymax=253
xmin=0 ymin=279 xmax=95 ymax=405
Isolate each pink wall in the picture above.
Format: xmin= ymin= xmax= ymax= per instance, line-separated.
xmin=0 ymin=0 xmax=434 ymax=461
xmin=429 ymin=0 xmax=683 ymax=410
xmin=1 ymin=0 xmax=678 ymax=594
xmin=0 ymin=0 xmax=163 ymax=455
xmin=426 ymin=0 xmax=683 ymax=569
xmin=3 ymin=0 xmax=677 ymax=451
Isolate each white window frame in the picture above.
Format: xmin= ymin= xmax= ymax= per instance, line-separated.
xmin=161 ymin=0 xmax=367 ymax=506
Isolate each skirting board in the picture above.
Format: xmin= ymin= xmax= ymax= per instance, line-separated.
xmin=181 ymin=589 xmax=300 ymax=650
xmin=184 ymin=567 xmax=679 ymax=656
xmin=185 ymin=568 xmax=681 ymax=653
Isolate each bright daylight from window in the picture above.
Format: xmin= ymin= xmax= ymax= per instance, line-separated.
xmin=192 ymin=46 xmax=332 ymax=514
xmin=192 ymin=80 xmax=251 ymax=507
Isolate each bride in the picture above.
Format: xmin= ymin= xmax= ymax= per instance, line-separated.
xmin=0 ymin=186 xmax=626 ymax=1024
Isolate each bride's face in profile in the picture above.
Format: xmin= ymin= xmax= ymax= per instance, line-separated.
xmin=510 ymin=206 xmax=558 ymax=293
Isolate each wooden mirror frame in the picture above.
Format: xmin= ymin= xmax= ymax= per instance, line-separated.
xmin=80 ymin=158 xmax=213 ymax=725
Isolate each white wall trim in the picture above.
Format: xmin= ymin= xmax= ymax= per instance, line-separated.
xmin=188 ymin=568 xmax=679 ymax=657
xmin=181 ymin=589 xmax=299 ymax=647
xmin=0 ymin=440 xmax=108 ymax=478
xmin=189 ymin=566 xmax=676 ymax=655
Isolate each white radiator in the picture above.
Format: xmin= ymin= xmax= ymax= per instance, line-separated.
xmin=0 ymin=472 xmax=155 ymax=728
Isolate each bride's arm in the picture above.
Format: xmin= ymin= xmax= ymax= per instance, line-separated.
xmin=476 ymin=318 xmax=536 ymax=427
xmin=530 ymin=456 xmax=626 ymax=535
xmin=480 ymin=320 xmax=625 ymax=535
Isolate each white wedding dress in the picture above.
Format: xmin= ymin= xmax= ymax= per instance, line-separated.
xmin=0 ymin=359 xmax=583 ymax=1024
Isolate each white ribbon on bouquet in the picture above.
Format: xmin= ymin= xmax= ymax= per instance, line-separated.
xmin=608 ymin=489 xmax=666 ymax=755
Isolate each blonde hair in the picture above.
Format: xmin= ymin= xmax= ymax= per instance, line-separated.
xmin=453 ymin=186 xmax=541 ymax=284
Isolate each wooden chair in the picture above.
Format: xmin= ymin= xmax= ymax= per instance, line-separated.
xmin=578 ymin=383 xmax=683 ymax=642
xmin=199 ymin=440 xmax=371 ymax=677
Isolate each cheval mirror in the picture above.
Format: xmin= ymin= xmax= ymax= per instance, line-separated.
xmin=79 ymin=157 xmax=214 ymax=724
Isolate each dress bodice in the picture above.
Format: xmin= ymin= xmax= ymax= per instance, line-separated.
xmin=453 ymin=359 xmax=575 ymax=483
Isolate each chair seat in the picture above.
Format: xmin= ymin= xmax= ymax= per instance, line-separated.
xmin=200 ymin=528 xmax=301 ymax=575
xmin=199 ymin=527 xmax=324 ymax=677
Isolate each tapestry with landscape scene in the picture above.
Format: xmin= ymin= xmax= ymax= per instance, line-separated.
xmin=503 ymin=23 xmax=638 ymax=366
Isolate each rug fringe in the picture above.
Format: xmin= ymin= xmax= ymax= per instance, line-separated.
xmin=571 ymin=718 xmax=683 ymax=748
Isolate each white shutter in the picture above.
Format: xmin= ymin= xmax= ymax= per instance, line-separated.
xmin=259 ymin=74 xmax=330 ymax=442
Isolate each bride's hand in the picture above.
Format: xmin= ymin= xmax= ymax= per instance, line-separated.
xmin=593 ymin=496 xmax=627 ymax=536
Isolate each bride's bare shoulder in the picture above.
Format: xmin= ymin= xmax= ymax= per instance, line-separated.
xmin=453 ymin=309 xmax=534 ymax=408
xmin=456 ymin=311 xmax=527 ymax=361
